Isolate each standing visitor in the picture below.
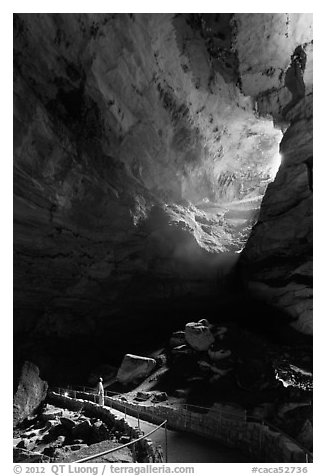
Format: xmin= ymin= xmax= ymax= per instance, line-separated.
xmin=97 ymin=377 xmax=104 ymax=406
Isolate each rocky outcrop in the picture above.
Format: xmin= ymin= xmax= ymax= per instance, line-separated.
xmin=13 ymin=13 xmax=292 ymax=340
xmin=13 ymin=13 xmax=313 ymax=345
xmin=117 ymin=354 xmax=156 ymax=385
xmin=240 ymin=57 xmax=313 ymax=335
xmin=13 ymin=361 xmax=48 ymax=427
xmin=13 ymin=402 xmax=137 ymax=463
xmin=185 ymin=321 xmax=215 ymax=351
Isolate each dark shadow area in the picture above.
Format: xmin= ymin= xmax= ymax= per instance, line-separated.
xmin=13 ymin=265 xmax=312 ymax=390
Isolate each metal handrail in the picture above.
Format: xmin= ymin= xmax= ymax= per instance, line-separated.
xmin=63 ymin=387 xmax=246 ymax=418
xmin=51 ymin=386 xmax=312 ymax=462
xmin=73 ymin=419 xmax=168 ymax=463
xmin=65 ymin=385 xmax=121 ymax=396
xmin=59 ymin=387 xmax=248 ymax=418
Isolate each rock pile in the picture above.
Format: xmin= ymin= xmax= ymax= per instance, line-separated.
xmin=185 ymin=321 xmax=215 ymax=351
xmin=169 ymin=319 xmax=233 ymax=386
xmin=13 ymin=403 xmax=129 ymax=463
xmin=133 ymin=391 xmax=168 ymax=403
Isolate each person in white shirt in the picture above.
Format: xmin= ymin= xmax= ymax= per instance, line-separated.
xmin=97 ymin=377 xmax=104 ymax=406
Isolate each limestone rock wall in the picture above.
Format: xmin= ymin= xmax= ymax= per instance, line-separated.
xmin=14 ymin=13 xmax=313 ymax=338
xmin=240 ymin=95 xmax=313 ymax=335
xmin=239 ymin=15 xmax=313 ymax=335
xmin=13 ymin=361 xmax=48 ymax=427
xmin=13 ymin=13 xmax=277 ymax=337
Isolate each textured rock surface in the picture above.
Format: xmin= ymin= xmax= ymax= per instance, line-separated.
xmin=13 ymin=361 xmax=48 ymax=427
xmin=117 ymin=354 xmax=156 ymax=384
xmin=185 ymin=321 xmax=215 ymax=351
xmin=13 ymin=13 xmax=313 ymax=343
xmin=240 ymin=23 xmax=313 ymax=335
xmin=13 ymin=403 xmax=135 ymax=463
xmin=13 ymin=13 xmax=282 ymax=337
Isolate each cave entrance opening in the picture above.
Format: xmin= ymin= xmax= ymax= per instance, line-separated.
xmin=185 ymin=126 xmax=284 ymax=259
xmin=160 ymin=124 xmax=286 ymax=329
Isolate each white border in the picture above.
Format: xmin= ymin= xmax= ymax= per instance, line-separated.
xmin=2 ymin=3 xmax=323 ymax=473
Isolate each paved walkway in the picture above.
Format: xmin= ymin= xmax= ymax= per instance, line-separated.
xmin=106 ymin=405 xmax=252 ymax=463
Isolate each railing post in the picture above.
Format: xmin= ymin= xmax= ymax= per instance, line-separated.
xmin=137 ymin=405 xmax=140 ymax=429
xmin=165 ymin=421 xmax=168 ymax=463
xmin=124 ymin=406 xmax=127 ymax=420
xmin=131 ymin=443 xmax=136 ymax=462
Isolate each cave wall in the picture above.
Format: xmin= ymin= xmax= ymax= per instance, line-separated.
xmin=239 ymin=15 xmax=313 ymax=335
xmin=240 ymin=95 xmax=313 ymax=335
xmin=13 ymin=13 xmax=238 ymax=337
xmin=13 ymin=13 xmax=313 ymax=339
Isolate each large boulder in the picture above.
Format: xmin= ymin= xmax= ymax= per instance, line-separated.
xmin=185 ymin=322 xmax=215 ymax=351
xmin=116 ymin=354 xmax=156 ymax=385
xmin=13 ymin=361 xmax=48 ymax=427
